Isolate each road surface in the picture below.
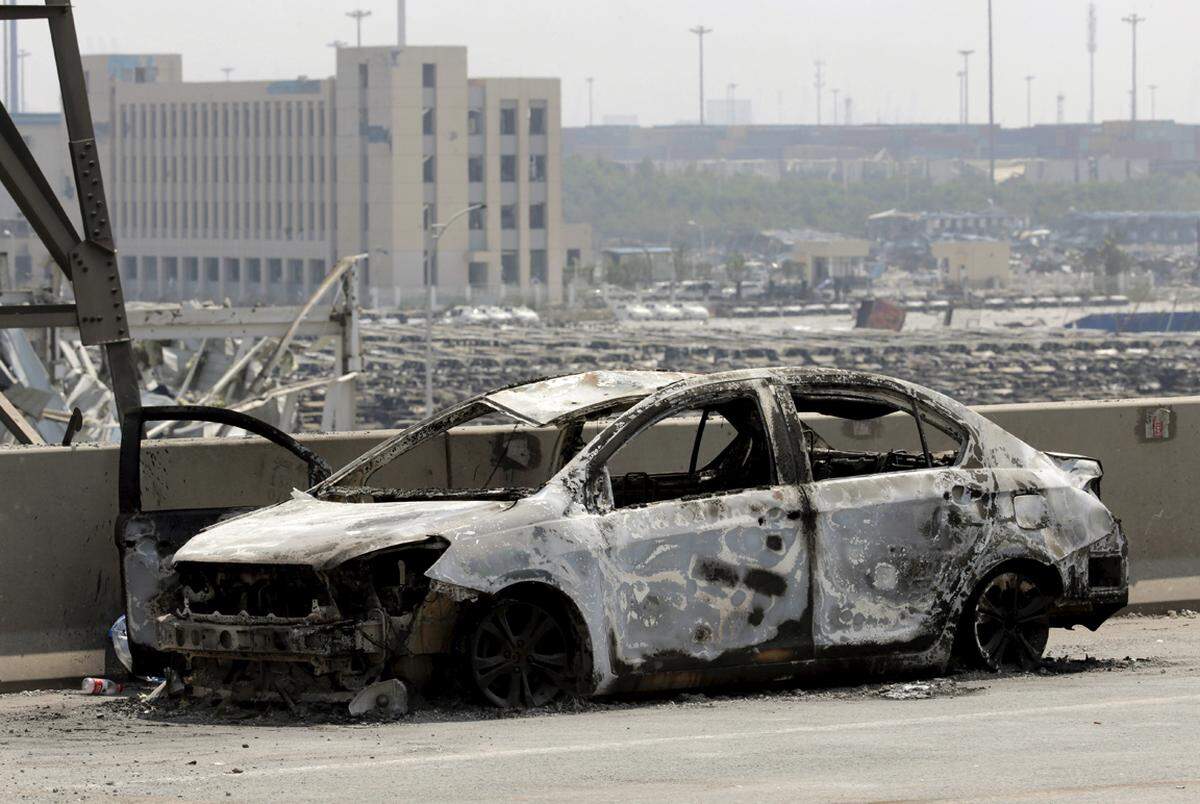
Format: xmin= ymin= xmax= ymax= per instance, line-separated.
xmin=2 ymin=613 xmax=1198 ymax=801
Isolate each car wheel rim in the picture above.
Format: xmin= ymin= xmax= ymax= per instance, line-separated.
xmin=972 ymin=571 xmax=1051 ymax=671
xmin=471 ymin=601 xmax=570 ymax=708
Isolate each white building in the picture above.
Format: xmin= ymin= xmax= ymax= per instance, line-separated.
xmin=2 ymin=39 xmax=570 ymax=308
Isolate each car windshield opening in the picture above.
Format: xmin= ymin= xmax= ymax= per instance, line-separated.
xmin=316 ymin=400 xmax=637 ymax=503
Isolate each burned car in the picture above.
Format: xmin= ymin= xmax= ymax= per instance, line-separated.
xmin=117 ymin=369 xmax=1127 ymax=708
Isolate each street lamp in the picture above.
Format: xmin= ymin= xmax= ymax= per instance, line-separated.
xmin=1 ymin=228 xmax=13 ymax=292
xmin=422 ymin=202 xmax=485 ymax=414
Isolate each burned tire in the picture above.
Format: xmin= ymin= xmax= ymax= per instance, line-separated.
xmin=468 ymin=598 xmax=573 ymax=709
xmin=963 ymin=569 xmax=1052 ymax=671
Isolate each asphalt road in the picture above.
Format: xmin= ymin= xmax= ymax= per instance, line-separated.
xmin=3 ymin=613 xmax=1199 ymax=802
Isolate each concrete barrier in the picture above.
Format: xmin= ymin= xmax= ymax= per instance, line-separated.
xmin=2 ymin=396 xmax=1197 ymax=686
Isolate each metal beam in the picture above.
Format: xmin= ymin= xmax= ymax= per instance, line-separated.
xmin=0 ymin=386 xmax=45 ymax=444
xmin=126 ymin=306 xmax=344 ymax=341
xmin=0 ymin=5 xmax=69 ymax=20
xmin=0 ymin=101 xmax=79 ymax=273
xmin=0 ymin=303 xmax=77 ymax=329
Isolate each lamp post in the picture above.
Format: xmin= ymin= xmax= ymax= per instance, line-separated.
xmin=422 ymin=202 xmax=485 ymax=414
xmin=0 ymin=228 xmax=10 ymax=291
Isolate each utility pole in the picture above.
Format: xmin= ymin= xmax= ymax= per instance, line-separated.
xmin=814 ymin=60 xmax=825 ymax=125
xmin=1122 ymin=13 xmax=1145 ymax=129
xmin=1024 ymin=74 xmax=1035 ymax=127
xmin=987 ymin=0 xmax=995 ymax=189
xmin=6 ymin=1 xmax=16 ymax=115
xmin=1149 ymin=83 xmax=1157 ymax=120
xmin=958 ymin=49 xmax=974 ymax=123
xmin=346 ymin=8 xmax=372 ymax=48
xmin=1087 ymin=3 xmax=1097 ymax=124
xmin=220 ymin=67 xmax=234 ymax=81
xmin=1056 ymin=92 xmax=1065 ymax=124
xmin=422 ymin=204 xmax=484 ymax=413
xmin=16 ymin=46 xmax=26 ymax=112
xmin=957 ymin=70 xmax=965 ymax=124
xmin=586 ymin=76 xmax=594 ymax=126
xmin=689 ymin=25 xmax=712 ymax=125
xmin=832 ymin=87 xmax=840 ymax=125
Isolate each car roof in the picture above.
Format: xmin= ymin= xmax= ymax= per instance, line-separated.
xmin=484 ymin=370 xmax=696 ymax=426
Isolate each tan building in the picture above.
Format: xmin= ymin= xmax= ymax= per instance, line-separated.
xmin=767 ymin=230 xmax=870 ymax=285
xmin=1 ymin=41 xmax=568 ymax=308
xmin=932 ymin=239 xmax=1012 ymax=289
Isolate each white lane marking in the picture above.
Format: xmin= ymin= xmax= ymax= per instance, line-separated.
xmin=129 ymin=691 xmax=1200 ymax=786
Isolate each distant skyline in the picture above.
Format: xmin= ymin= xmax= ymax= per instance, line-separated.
xmin=10 ymin=0 xmax=1197 ymax=128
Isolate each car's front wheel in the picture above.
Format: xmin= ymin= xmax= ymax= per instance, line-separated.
xmin=468 ymin=598 xmax=573 ymax=708
xmin=965 ymin=569 xmax=1052 ymax=671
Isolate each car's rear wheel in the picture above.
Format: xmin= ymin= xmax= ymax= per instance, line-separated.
xmin=966 ymin=570 xmax=1052 ymax=671
xmin=468 ymin=598 xmax=572 ymax=708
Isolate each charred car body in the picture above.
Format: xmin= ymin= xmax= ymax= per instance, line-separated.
xmin=118 ymin=369 xmax=1128 ymax=708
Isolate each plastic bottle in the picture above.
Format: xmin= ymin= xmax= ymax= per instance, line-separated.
xmin=81 ymin=677 xmax=124 ymax=695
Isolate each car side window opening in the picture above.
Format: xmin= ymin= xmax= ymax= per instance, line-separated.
xmin=603 ymin=395 xmax=776 ymax=509
xmin=790 ymin=389 xmax=965 ymax=482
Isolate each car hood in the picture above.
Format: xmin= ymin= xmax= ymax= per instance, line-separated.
xmin=172 ymin=492 xmax=512 ymax=570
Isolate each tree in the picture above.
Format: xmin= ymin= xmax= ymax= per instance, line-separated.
xmin=726 ymin=253 xmax=748 ymax=300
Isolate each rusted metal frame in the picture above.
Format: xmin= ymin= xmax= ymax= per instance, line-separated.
xmin=0 ymin=385 xmax=45 ymax=444
xmin=118 ymin=405 xmax=333 ymax=515
xmin=687 ymin=408 xmax=710 ymax=474
xmin=909 ymin=393 xmax=934 ymax=469
xmin=0 ymin=1 xmax=140 ymax=417
xmin=242 ymin=252 xmax=366 ymax=401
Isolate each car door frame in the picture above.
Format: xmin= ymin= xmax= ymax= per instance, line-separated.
xmin=575 ymin=377 xmax=816 ymax=679
xmin=115 ymin=405 xmax=331 ymax=674
xmin=776 ymin=379 xmax=987 ymax=660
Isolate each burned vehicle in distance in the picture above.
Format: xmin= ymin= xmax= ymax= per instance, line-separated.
xmin=118 ymin=369 xmax=1128 ymax=708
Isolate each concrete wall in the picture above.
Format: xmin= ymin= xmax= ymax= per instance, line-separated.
xmin=2 ymin=396 xmax=1198 ymax=686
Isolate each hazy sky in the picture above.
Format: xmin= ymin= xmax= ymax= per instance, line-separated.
xmin=14 ymin=0 xmax=1199 ymax=128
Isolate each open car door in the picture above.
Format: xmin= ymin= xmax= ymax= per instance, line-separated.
xmin=115 ymin=406 xmax=331 ymax=676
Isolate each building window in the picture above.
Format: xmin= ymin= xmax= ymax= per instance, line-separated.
xmin=468 ymin=156 xmax=484 ymax=182
xmin=422 ymin=107 xmax=435 ymax=135
xmin=247 ymin=258 xmax=262 ymax=284
xmin=184 ymin=258 xmax=199 ymax=282
xmin=529 ymin=155 xmax=546 ymax=182
xmin=501 ymin=204 xmax=517 ymax=230
xmin=530 ymin=250 xmax=548 ymax=284
xmin=123 ymin=256 xmax=138 ymax=281
xmin=468 ymin=261 xmax=488 ymax=287
xmin=501 ymin=250 xmax=518 ymax=284
xmin=529 ymin=203 xmax=546 ymax=230
xmin=469 ymin=206 xmax=485 ymax=230
xmin=500 ymin=106 xmax=517 ymax=135
xmin=468 ymin=109 xmax=483 ymax=135
xmin=529 ymin=103 xmax=546 ymax=135
xmin=422 ymin=63 xmax=436 ymax=88
xmin=423 ymin=156 xmax=436 ymax=183
xmin=500 ymin=155 xmax=516 ymax=183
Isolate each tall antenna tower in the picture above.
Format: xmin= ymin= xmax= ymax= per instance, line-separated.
xmin=1057 ymin=92 xmax=1065 ymax=124
xmin=813 ymin=60 xmax=825 ymax=125
xmin=689 ymin=25 xmax=712 ymax=125
xmin=1122 ymin=13 xmax=1146 ymax=127
xmin=1087 ymin=3 xmax=1097 ymax=124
